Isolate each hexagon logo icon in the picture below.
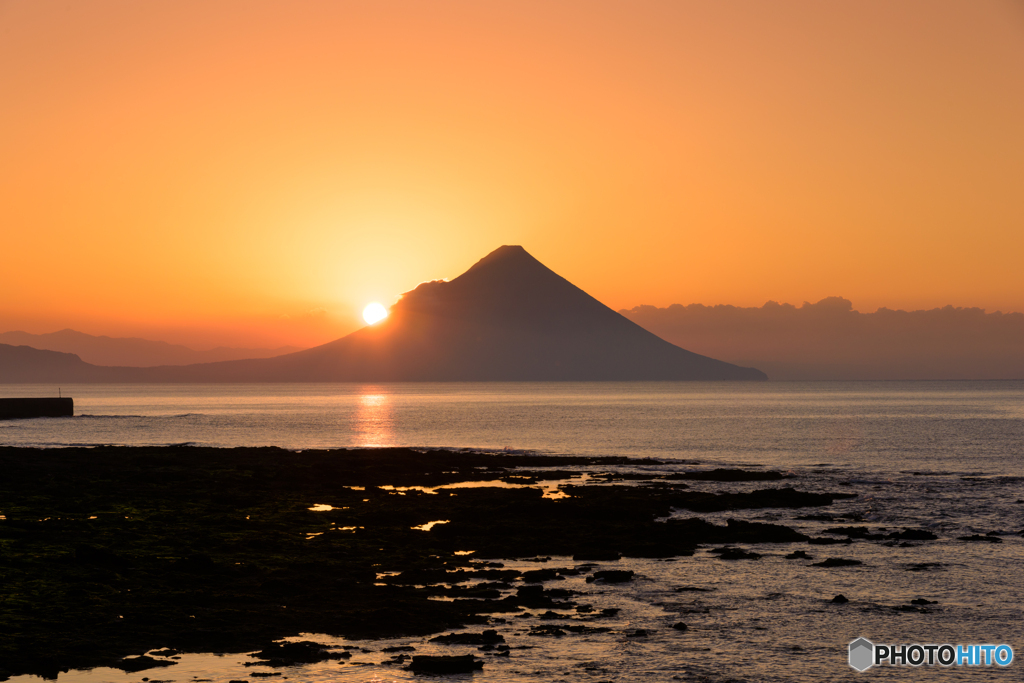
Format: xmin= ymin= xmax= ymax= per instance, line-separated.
xmin=849 ymin=637 xmax=874 ymax=671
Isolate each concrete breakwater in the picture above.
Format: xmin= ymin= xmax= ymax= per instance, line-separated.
xmin=0 ymin=397 xmax=73 ymax=420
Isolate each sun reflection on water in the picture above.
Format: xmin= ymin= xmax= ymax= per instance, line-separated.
xmin=354 ymin=388 xmax=395 ymax=447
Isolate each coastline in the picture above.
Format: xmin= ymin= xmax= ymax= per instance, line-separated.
xmin=0 ymin=445 xmax=859 ymax=679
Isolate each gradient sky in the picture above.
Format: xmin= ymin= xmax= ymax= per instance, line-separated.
xmin=3 ymin=0 xmax=1022 ymax=349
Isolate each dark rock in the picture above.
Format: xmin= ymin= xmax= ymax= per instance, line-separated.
xmin=830 ymin=595 xmax=849 ymax=604
xmin=565 ymin=625 xmax=612 ymax=634
xmin=252 ymin=641 xmax=348 ymax=666
xmin=599 ymin=608 xmax=620 ymax=617
xmin=627 ymin=629 xmax=649 ymax=637
xmin=382 ymin=646 xmax=416 ymax=652
xmin=514 ymin=585 xmax=573 ymax=608
xmin=888 ymin=529 xmax=938 ymax=541
xmin=115 ymin=656 xmax=177 ymax=673
xmin=811 ymin=558 xmax=863 ymax=568
xmin=824 ymin=526 xmax=886 ymax=540
xmin=910 ymin=599 xmax=937 ymax=605
xmin=538 ymin=610 xmax=569 ymax=620
xmin=907 ymin=563 xmax=943 ymax=572
xmin=807 ymin=537 xmax=852 ymax=545
xmin=430 ymin=630 xmax=504 ymax=645
xmin=716 ymin=548 xmax=761 ymax=560
xmin=672 ymin=622 xmax=689 ymax=630
xmin=662 ymin=469 xmax=786 ymax=482
xmin=958 ymin=535 xmax=1002 ymax=543
xmin=529 ymin=625 xmax=567 ymax=637
xmin=522 ymin=568 xmax=562 ymax=582
xmin=586 ymin=570 xmax=635 ymax=583
xmin=892 ymin=605 xmax=928 ymax=613
xmin=408 ymin=654 xmax=483 ymax=674
xmin=784 ymin=551 xmax=812 ymax=560
xmin=675 ymin=586 xmax=715 ymax=592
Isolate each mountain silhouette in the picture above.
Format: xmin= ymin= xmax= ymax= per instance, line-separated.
xmin=0 ymin=329 xmax=301 ymax=367
xmin=1 ymin=246 xmax=766 ymax=382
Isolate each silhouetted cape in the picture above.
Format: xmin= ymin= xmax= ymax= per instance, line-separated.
xmin=0 ymin=246 xmax=766 ymax=382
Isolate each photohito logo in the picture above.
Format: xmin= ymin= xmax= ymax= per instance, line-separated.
xmin=849 ymin=638 xmax=1014 ymax=671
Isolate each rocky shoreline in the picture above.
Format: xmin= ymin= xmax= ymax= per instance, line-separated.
xmin=0 ymin=446 xmax=857 ymax=680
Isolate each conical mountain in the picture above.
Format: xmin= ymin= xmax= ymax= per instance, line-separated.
xmin=0 ymin=246 xmax=767 ymax=382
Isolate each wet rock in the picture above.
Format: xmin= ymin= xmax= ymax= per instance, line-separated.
xmin=522 ymin=568 xmax=562 ymax=582
xmin=807 ymin=537 xmax=852 ymax=545
xmin=888 ymin=529 xmax=938 ymax=541
xmin=251 ymin=641 xmax=349 ymax=667
xmin=958 ymin=534 xmax=1002 ymax=543
xmin=824 ymin=526 xmax=886 ymax=540
xmin=408 ymin=654 xmax=483 ymax=674
xmin=0 ymin=445 xmax=865 ymax=679
xmin=565 ymin=625 xmax=612 ymax=634
xmin=672 ymin=622 xmax=689 ymax=630
xmin=811 ymin=558 xmax=863 ymax=568
xmin=529 ymin=624 xmax=567 ymax=637
xmin=115 ymin=656 xmax=177 ymax=673
xmin=515 ymin=585 xmax=572 ymax=608
xmin=586 ymin=570 xmax=635 ymax=583
xmin=906 ymin=562 xmax=943 ymax=572
xmin=785 ymin=551 xmax=812 ymax=560
xmin=538 ymin=610 xmax=570 ymax=620
xmin=430 ymin=630 xmax=504 ymax=645
xmin=715 ymin=548 xmax=761 ymax=560
xmin=662 ymin=469 xmax=786 ymax=482
xmin=830 ymin=595 xmax=849 ymax=604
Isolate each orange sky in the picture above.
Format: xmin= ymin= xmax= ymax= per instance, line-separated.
xmin=2 ymin=0 xmax=1022 ymax=349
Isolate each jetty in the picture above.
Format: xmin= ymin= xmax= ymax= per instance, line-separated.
xmin=0 ymin=397 xmax=73 ymax=420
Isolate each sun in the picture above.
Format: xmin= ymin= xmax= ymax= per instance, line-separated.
xmin=362 ymin=302 xmax=389 ymax=325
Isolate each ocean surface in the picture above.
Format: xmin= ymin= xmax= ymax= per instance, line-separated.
xmin=2 ymin=381 xmax=1022 ymax=681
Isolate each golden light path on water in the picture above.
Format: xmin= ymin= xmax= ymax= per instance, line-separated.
xmin=354 ymin=390 xmax=395 ymax=448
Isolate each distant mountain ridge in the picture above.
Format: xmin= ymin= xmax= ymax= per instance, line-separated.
xmin=0 ymin=329 xmax=302 ymax=367
xmin=0 ymin=246 xmax=766 ymax=382
xmin=622 ymin=297 xmax=1024 ymax=380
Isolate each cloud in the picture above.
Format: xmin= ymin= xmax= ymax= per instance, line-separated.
xmin=622 ymin=298 xmax=1024 ymax=380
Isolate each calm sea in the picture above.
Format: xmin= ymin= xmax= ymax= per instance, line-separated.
xmin=2 ymin=381 xmax=1022 ymax=682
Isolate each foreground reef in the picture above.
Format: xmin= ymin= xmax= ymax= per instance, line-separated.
xmin=0 ymin=446 xmax=853 ymax=679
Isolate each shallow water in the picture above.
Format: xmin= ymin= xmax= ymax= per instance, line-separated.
xmin=2 ymin=381 xmax=1022 ymax=681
